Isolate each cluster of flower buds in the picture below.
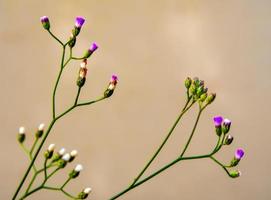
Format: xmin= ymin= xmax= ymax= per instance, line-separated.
xmin=77 ymin=59 xmax=88 ymax=87
xmin=104 ymin=75 xmax=118 ymax=98
xmin=45 ymin=145 xmax=79 ymax=169
xmin=17 ymin=123 xmax=46 ymax=144
xmin=213 ymin=116 xmax=245 ymax=178
xmin=184 ymin=77 xmax=216 ymax=106
xmin=77 ymin=187 xmax=92 ymax=199
xmin=40 ymin=16 xmax=50 ymax=30
xmin=68 ymin=16 xmax=85 ymax=48
xmin=213 ymin=116 xmax=231 ymax=136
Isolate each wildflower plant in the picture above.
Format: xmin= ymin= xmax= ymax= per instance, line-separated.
xmin=12 ymin=16 xmax=245 ymax=200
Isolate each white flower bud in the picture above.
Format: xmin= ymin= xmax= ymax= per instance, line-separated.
xmin=48 ymin=144 xmax=55 ymax=152
xmin=83 ymin=187 xmax=92 ymax=194
xmin=58 ymin=148 xmax=66 ymax=156
xmin=70 ymin=150 xmax=78 ymax=157
xmin=75 ymin=164 xmax=83 ymax=172
xmin=62 ymin=153 xmax=71 ymax=161
xmin=38 ymin=123 xmax=45 ymax=131
xmin=19 ymin=127 xmax=25 ymax=134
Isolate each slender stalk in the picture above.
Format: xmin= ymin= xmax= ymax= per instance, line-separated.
xmin=30 ymin=138 xmax=38 ymax=155
xmin=61 ymin=177 xmax=71 ymax=189
xmin=74 ymin=87 xmax=82 ymax=106
xmin=179 ymin=105 xmax=203 ymax=158
xmin=47 ymin=30 xmax=64 ymax=46
xmin=109 ymin=154 xmax=210 ymax=200
xmin=130 ymin=97 xmax=194 ymax=186
xmin=210 ymin=156 xmax=230 ymax=176
xmin=19 ymin=144 xmax=37 ymax=172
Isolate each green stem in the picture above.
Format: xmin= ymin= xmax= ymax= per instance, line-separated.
xmin=130 ymin=97 xmax=194 ymax=186
xmin=47 ymin=30 xmax=64 ymax=46
xmin=19 ymin=144 xmax=37 ymax=172
xmin=210 ymin=156 xmax=230 ymax=176
xmin=61 ymin=177 xmax=71 ymax=189
xmin=30 ymin=138 xmax=38 ymax=155
xmin=74 ymin=87 xmax=82 ymax=106
xmin=179 ymin=105 xmax=203 ymax=158
xmin=109 ymin=154 xmax=210 ymax=200
xmin=12 ymin=120 xmax=56 ymax=200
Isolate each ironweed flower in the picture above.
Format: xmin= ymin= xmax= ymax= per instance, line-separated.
xmin=224 ymin=135 xmax=234 ymax=145
xmin=213 ymin=116 xmax=223 ymax=136
xmin=69 ymin=150 xmax=78 ymax=162
xmin=230 ymin=148 xmax=245 ymax=167
xmin=222 ymin=118 xmax=231 ymax=134
xmin=69 ymin=164 xmax=83 ymax=178
xmin=77 ymin=59 xmax=88 ymax=87
xmin=78 ymin=187 xmax=92 ymax=199
xmin=40 ymin=16 xmax=50 ymax=30
xmin=44 ymin=143 xmax=55 ymax=159
xmin=17 ymin=126 xmax=26 ymax=143
xmin=73 ymin=16 xmax=85 ymax=36
xmin=36 ymin=123 xmax=45 ymax=138
xmin=104 ymin=74 xmax=118 ymax=98
xmin=84 ymin=42 xmax=99 ymax=58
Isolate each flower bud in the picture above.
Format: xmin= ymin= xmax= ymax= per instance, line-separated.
xmin=44 ymin=143 xmax=55 ymax=159
xmin=17 ymin=126 xmax=26 ymax=143
xmin=84 ymin=42 xmax=98 ymax=58
xmin=62 ymin=153 xmax=71 ymax=162
xmin=68 ymin=34 xmax=76 ymax=48
xmin=200 ymin=93 xmax=207 ymax=102
xmin=58 ymin=153 xmax=71 ymax=168
xmin=184 ymin=77 xmax=192 ymax=89
xmin=69 ymin=164 xmax=83 ymax=178
xmin=222 ymin=118 xmax=231 ymax=134
xmin=213 ymin=116 xmax=223 ymax=136
xmin=230 ymin=148 xmax=245 ymax=167
xmin=78 ymin=187 xmax=92 ymax=199
xmin=52 ymin=147 xmax=66 ymax=162
xmin=69 ymin=150 xmax=78 ymax=162
xmin=35 ymin=123 xmax=45 ymax=139
xmin=40 ymin=16 xmax=50 ymax=30
xmin=104 ymin=74 xmax=118 ymax=98
xmin=72 ymin=16 xmax=85 ymax=36
xmin=189 ymin=83 xmax=196 ymax=95
xmin=77 ymin=60 xmax=88 ymax=87
xmin=229 ymin=170 xmax=241 ymax=178
xmin=205 ymin=93 xmax=216 ymax=105
xmin=224 ymin=135 xmax=234 ymax=145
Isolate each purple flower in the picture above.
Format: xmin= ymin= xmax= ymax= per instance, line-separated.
xmin=213 ymin=116 xmax=223 ymax=127
xmin=40 ymin=16 xmax=49 ymax=23
xmin=235 ymin=148 xmax=245 ymax=160
xmin=89 ymin=42 xmax=98 ymax=52
xmin=111 ymin=74 xmax=118 ymax=83
xmin=40 ymin=16 xmax=50 ymax=30
xmin=223 ymin=118 xmax=231 ymax=127
xmin=75 ymin=16 xmax=85 ymax=28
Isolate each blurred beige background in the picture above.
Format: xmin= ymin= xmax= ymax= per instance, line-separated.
xmin=1 ymin=0 xmax=270 ymax=199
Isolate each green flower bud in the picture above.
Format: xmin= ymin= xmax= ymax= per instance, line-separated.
xmin=78 ymin=188 xmax=92 ymax=199
xmin=205 ymin=93 xmax=216 ymax=105
xmin=69 ymin=164 xmax=83 ymax=178
xmin=40 ymin=16 xmax=50 ymax=30
xmin=44 ymin=144 xmax=55 ymax=159
xmin=184 ymin=77 xmax=192 ymax=89
xmin=68 ymin=35 xmax=76 ymax=48
xmin=200 ymin=93 xmax=207 ymax=102
xmin=77 ymin=77 xmax=86 ymax=87
xmin=35 ymin=123 xmax=45 ymax=139
xmin=229 ymin=170 xmax=241 ymax=178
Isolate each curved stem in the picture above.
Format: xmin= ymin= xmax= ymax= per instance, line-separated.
xmin=130 ymin=97 xmax=193 ymax=186
xmin=47 ymin=30 xmax=64 ymax=46
xmin=210 ymin=156 xmax=230 ymax=176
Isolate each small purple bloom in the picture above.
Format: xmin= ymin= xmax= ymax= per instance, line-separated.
xmin=235 ymin=148 xmax=245 ymax=160
xmin=75 ymin=16 xmax=85 ymax=28
xmin=111 ymin=74 xmax=118 ymax=83
xmin=40 ymin=16 xmax=49 ymax=23
xmin=89 ymin=42 xmax=98 ymax=52
xmin=223 ymin=118 xmax=231 ymax=126
xmin=213 ymin=116 xmax=223 ymax=127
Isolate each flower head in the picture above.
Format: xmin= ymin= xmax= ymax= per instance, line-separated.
xmin=38 ymin=123 xmax=45 ymax=131
xmin=75 ymin=16 xmax=85 ymax=28
xmin=84 ymin=187 xmax=92 ymax=194
xmin=75 ymin=164 xmax=83 ymax=172
xmin=235 ymin=148 xmax=245 ymax=160
xmin=222 ymin=118 xmax=231 ymax=134
xmin=89 ymin=42 xmax=98 ymax=52
xmin=48 ymin=144 xmax=55 ymax=152
xmin=62 ymin=153 xmax=71 ymax=162
xmin=40 ymin=16 xmax=50 ymax=30
xmin=213 ymin=116 xmax=223 ymax=127
xmin=58 ymin=148 xmax=66 ymax=156
xmin=19 ymin=127 xmax=25 ymax=134
xmin=229 ymin=170 xmax=241 ymax=178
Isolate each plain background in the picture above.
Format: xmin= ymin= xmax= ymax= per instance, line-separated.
xmin=1 ymin=0 xmax=270 ymax=199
